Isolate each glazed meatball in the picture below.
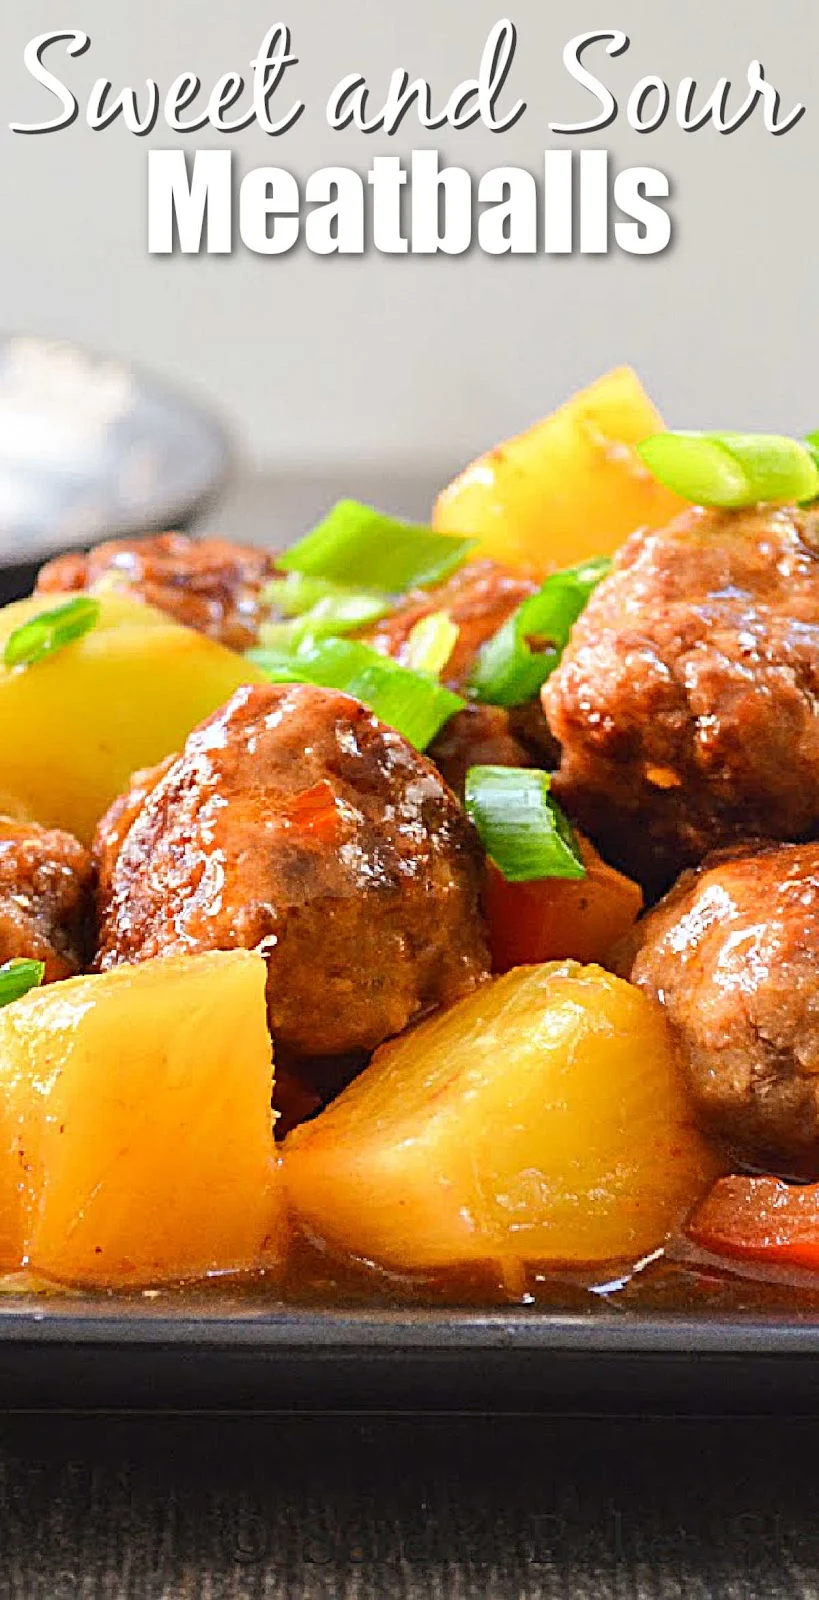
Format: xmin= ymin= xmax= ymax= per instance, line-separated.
xmin=94 ymin=683 xmax=490 ymax=1057
xmin=427 ymin=704 xmax=534 ymax=798
xmin=506 ymin=700 xmax=560 ymax=770
xmin=627 ymin=842 xmax=819 ymax=1177
xmin=363 ymin=559 xmax=557 ymax=783
xmin=363 ymin=559 xmax=537 ymax=691
xmin=0 ymin=819 xmax=92 ymax=980
xmin=543 ymin=505 xmax=819 ymax=893
xmin=37 ymin=532 xmax=279 ymax=651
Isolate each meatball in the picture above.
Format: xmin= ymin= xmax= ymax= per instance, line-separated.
xmin=94 ymin=682 xmax=489 ymax=1057
xmin=364 ymin=558 xmax=557 ymax=783
xmin=363 ymin=559 xmax=537 ymax=691
xmin=428 ymin=704 xmax=533 ymax=798
xmin=37 ymin=532 xmax=278 ymax=651
xmin=627 ymin=842 xmax=819 ymax=1177
xmin=0 ymin=819 xmax=92 ymax=980
xmin=506 ymin=700 xmax=559 ymax=770
xmin=543 ymin=505 xmax=819 ymax=893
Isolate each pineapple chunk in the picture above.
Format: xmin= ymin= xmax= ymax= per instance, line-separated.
xmin=433 ymin=367 xmax=687 ymax=574
xmin=0 ymin=950 xmax=283 ymax=1288
xmin=0 ymin=593 xmax=267 ymax=843
xmin=283 ymin=963 xmax=721 ymax=1274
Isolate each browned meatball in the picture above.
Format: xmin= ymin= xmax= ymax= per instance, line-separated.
xmin=37 ymin=533 xmax=278 ymax=651
xmin=543 ymin=505 xmax=819 ymax=893
xmin=94 ymin=683 xmax=489 ymax=1057
xmin=428 ymin=704 xmax=534 ymax=798
xmin=363 ymin=559 xmax=537 ymax=691
xmin=627 ymin=842 xmax=819 ymax=1177
xmin=506 ymin=700 xmax=560 ymax=770
xmin=363 ymin=558 xmax=557 ymax=782
xmin=0 ymin=819 xmax=92 ymax=980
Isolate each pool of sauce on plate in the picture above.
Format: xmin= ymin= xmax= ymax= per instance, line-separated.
xmin=7 ymin=1230 xmax=819 ymax=1316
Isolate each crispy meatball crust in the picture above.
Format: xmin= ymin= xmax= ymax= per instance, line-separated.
xmin=37 ymin=533 xmax=278 ymax=651
xmin=543 ymin=505 xmax=819 ymax=893
xmin=627 ymin=842 xmax=819 ymax=1177
xmin=0 ymin=819 xmax=92 ymax=980
xmin=94 ymin=683 xmax=490 ymax=1057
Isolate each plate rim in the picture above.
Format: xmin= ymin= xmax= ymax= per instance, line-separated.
xmin=0 ymin=1303 xmax=818 ymax=1355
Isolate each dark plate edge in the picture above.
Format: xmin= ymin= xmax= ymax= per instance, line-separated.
xmin=0 ymin=1306 xmax=818 ymax=1355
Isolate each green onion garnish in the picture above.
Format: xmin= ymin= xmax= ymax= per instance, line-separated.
xmin=249 ymin=637 xmax=464 ymax=751
xmin=262 ymin=571 xmax=390 ymax=624
xmin=403 ymin=612 xmax=459 ymax=677
xmin=262 ymin=573 xmax=343 ymax=615
xmin=3 ymin=597 xmax=101 ymax=670
xmin=280 ymin=501 xmax=475 ymax=592
xmin=465 ymin=766 xmax=586 ymax=883
xmin=469 ymin=558 xmax=611 ymax=708
xmin=637 ymin=432 xmax=819 ymax=509
xmin=259 ymin=595 xmax=390 ymax=655
xmin=244 ymin=657 xmax=307 ymax=684
xmin=0 ymin=958 xmax=45 ymax=1008
xmin=259 ymin=571 xmax=392 ymax=654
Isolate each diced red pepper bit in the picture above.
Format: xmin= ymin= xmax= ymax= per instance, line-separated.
xmin=282 ymin=780 xmax=341 ymax=842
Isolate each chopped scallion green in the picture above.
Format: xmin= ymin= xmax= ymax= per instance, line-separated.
xmin=469 ymin=558 xmax=611 ymax=708
xmin=262 ymin=571 xmax=390 ymax=623
xmin=637 ymin=432 xmax=819 ymax=509
xmin=279 ymin=501 xmax=475 ymax=592
xmin=403 ymin=611 xmax=459 ymax=677
xmin=248 ymin=636 xmax=464 ymax=750
xmin=0 ymin=958 xmax=45 ymax=1008
xmin=258 ymin=592 xmax=390 ymax=655
xmin=464 ymin=765 xmax=586 ymax=882
xmin=804 ymin=433 xmax=819 ymax=488
xmin=3 ymin=597 xmax=101 ymax=670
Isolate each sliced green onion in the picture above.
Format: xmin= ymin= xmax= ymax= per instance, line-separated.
xmin=3 ymin=597 xmax=101 ymax=670
xmin=804 ymin=433 xmax=819 ymax=492
xmin=0 ymin=958 xmax=45 ymax=1008
xmin=262 ymin=573 xmax=342 ymax=614
xmin=258 ymin=593 xmax=389 ymax=655
xmin=262 ymin=571 xmax=390 ymax=623
xmin=280 ymin=501 xmax=475 ymax=592
xmin=470 ymin=558 xmax=611 ymax=708
xmin=637 ymin=432 xmax=819 ymax=509
xmin=243 ymin=653 xmax=309 ymax=684
xmin=248 ymin=637 xmax=464 ymax=751
xmin=259 ymin=571 xmax=392 ymax=654
xmin=338 ymin=662 xmax=461 ymax=751
xmin=465 ymin=766 xmax=586 ymax=883
xmin=403 ymin=611 xmax=459 ymax=677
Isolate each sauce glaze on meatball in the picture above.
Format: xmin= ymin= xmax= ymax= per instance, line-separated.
xmin=426 ymin=704 xmax=534 ymax=799
xmin=0 ymin=819 xmax=92 ymax=980
xmin=627 ymin=841 xmax=819 ymax=1177
xmin=94 ymin=683 xmax=490 ymax=1058
xmin=363 ymin=559 xmax=537 ymax=691
xmin=362 ymin=558 xmax=557 ymax=786
xmin=543 ymin=505 xmax=819 ymax=893
xmin=37 ymin=532 xmax=278 ymax=651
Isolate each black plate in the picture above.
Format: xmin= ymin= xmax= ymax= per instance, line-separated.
xmin=0 ymin=1297 xmax=818 ymax=1413
xmin=0 ymin=524 xmax=816 ymax=1416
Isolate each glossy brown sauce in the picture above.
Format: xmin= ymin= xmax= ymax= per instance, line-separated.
xmin=9 ymin=1229 xmax=819 ymax=1318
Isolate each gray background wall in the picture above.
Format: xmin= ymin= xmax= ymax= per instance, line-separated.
xmin=0 ymin=0 xmax=814 ymax=478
